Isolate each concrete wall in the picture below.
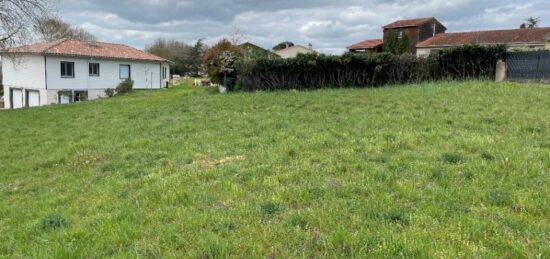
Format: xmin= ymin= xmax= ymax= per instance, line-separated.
xmin=416 ymin=48 xmax=437 ymax=57
xmin=2 ymin=55 xmax=47 ymax=109
xmin=546 ymin=40 xmax=550 ymax=50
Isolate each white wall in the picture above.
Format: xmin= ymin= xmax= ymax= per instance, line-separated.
xmin=2 ymin=55 xmax=46 ymax=108
xmin=274 ymin=47 xmax=315 ymax=59
xmin=416 ymin=48 xmax=435 ymax=57
xmin=46 ymin=56 xmax=167 ymax=90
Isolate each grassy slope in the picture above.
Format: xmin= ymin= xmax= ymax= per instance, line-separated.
xmin=1 ymin=81 xmax=550 ymax=258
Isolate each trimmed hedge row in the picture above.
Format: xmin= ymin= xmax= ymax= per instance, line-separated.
xmin=240 ymin=45 xmax=506 ymax=91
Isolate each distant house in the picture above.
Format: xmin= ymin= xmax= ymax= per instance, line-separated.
xmin=348 ymin=17 xmax=446 ymax=53
xmin=239 ymin=42 xmax=274 ymax=60
xmin=273 ymin=45 xmax=315 ymax=59
xmin=1 ymin=39 xmax=172 ymax=109
xmin=417 ymin=27 xmax=550 ymax=56
xmin=346 ymin=39 xmax=383 ymax=53
xmin=348 ymin=17 xmax=550 ymax=56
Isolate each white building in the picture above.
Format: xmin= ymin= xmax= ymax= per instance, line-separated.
xmin=1 ymin=39 xmax=172 ymax=109
xmin=273 ymin=45 xmax=316 ymax=59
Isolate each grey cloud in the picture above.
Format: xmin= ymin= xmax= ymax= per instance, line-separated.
xmin=59 ymin=0 xmax=550 ymax=54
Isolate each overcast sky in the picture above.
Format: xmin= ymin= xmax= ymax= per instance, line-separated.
xmin=59 ymin=0 xmax=550 ymax=54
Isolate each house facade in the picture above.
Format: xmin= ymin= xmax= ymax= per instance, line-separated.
xmin=2 ymin=39 xmax=171 ymax=109
xmin=348 ymin=17 xmax=446 ymax=53
xmin=348 ymin=17 xmax=550 ymax=56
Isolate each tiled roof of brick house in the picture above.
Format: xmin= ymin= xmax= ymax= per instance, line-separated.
xmin=417 ymin=27 xmax=550 ymax=48
xmin=383 ymin=17 xmax=442 ymax=29
xmin=3 ymin=39 xmax=172 ymax=63
xmin=347 ymin=39 xmax=384 ymax=50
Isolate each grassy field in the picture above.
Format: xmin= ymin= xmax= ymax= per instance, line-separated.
xmin=1 ymin=81 xmax=550 ymax=258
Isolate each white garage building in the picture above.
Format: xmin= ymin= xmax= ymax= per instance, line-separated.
xmin=1 ymin=39 xmax=172 ymax=109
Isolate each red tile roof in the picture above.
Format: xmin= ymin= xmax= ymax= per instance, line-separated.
xmin=417 ymin=27 xmax=550 ymax=48
xmin=347 ymin=39 xmax=384 ymax=50
xmin=383 ymin=17 xmax=435 ymax=29
xmin=4 ymin=39 xmax=172 ymax=63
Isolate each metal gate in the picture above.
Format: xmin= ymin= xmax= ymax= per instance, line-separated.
xmin=507 ymin=51 xmax=550 ymax=80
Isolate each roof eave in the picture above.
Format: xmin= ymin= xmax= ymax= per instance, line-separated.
xmin=417 ymin=42 xmax=546 ymax=48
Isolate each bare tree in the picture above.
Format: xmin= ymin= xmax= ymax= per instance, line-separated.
xmin=228 ymin=25 xmax=247 ymax=45
xmin=34 ymin=17 xmax=96 ymax=41
xmin=0 ymin=0 xmax=54 ymax=50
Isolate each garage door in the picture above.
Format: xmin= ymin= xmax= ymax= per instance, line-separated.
xmin=27 ymin=91 xmax=40 ymax=107
xmin=59 ymin=94 xmax=71 ymax=104
xmin=11 ymin=89 xmax=23 ymax=109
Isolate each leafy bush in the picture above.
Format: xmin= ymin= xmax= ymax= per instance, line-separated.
xmin=240 ymin=44 xmax=506 ymax=91
xmin=104 ymin=88 xmax=115 ymax=97
xmin=203 ymin=39 xmax=244 ymax=86
xmin=116 ymin=79 xmax=134 ymax=95
xmin=40 ymin=214 xmax=68 ymax=230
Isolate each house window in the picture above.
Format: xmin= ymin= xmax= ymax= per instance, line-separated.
xmin=61 ymin=62 xmax=75 ymax=78
xmin=162 ymin=67 xmax=167 ymax=80
xmin=89 ymin=63 xmax=100 ymax=76
xmin=397 ymin=30 xmax=404 ymax=39
xmin=119 ymin=65 xmax=131 ymax=79
xmin=74 ymin=91 xmax=88 ymax=102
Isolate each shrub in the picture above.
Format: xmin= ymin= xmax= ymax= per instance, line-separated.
xmin=116 ymin=79 xmax=134 ymax=95
xmin=240 ymin=44 xmax=506 ymax=91
xmin=203 ymin=39 xmax=244 ymax=87
xmin=104 ymin=88 xmax=115 ymax=97
xmin=261 ymin=201 xmax=283 ymax=216
xmin=40 ymin=214 xmax=68 ymax=230
xmin=442 ymin=152 xmax=464 ymax=164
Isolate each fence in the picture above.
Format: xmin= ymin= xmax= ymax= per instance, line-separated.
xmin=507 ymin=51 xmax=550 ymax=80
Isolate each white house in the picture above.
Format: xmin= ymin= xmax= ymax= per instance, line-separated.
xmin=1 ymin=39 xmax=172 ymax=109
xmin=273 ymin=45 xmax=316 ymax=59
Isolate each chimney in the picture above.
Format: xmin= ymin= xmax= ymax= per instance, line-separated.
xmin=308 ymin=43 xmax=313 ymax=50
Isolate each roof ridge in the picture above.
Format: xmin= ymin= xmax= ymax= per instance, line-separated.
xmin=442 ymin=26 xmax=550 ymax=35
xmin=42 ymin=38 xmax=70 ymax=54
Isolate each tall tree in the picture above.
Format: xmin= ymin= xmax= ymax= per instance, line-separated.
xmin=203 ymin=39 xmax=243 ymax=86
xmin=185 ymin=39 xmax=207 ymax=76
xmin=145 ymin=38 xmax=191 ymax=75
xmin=0 ymin=0 xmax=53 ymax=50
xmin=521 ymin=17 xmax=540 ymax=29
xmin=34 ymin=17 xmax=96 ymax=41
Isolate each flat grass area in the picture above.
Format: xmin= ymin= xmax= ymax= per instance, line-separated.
xmin=1 ymin=81 xmax=550 ymax=258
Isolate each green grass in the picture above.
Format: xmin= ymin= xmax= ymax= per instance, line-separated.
xmin=1 ymin=81 xmax=550 ymax=258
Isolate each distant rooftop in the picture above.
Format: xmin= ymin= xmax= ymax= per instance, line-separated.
xmin=347 ymin=39 xmax=383 ymax=50
xmin=417 ymin=27 xmax=550 ymax=48
xmin=383 ymin=17 xmax=442 ymax=29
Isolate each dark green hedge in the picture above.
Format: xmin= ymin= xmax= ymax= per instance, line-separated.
xmin=240 ymin=45 xmax=506 ymax=91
